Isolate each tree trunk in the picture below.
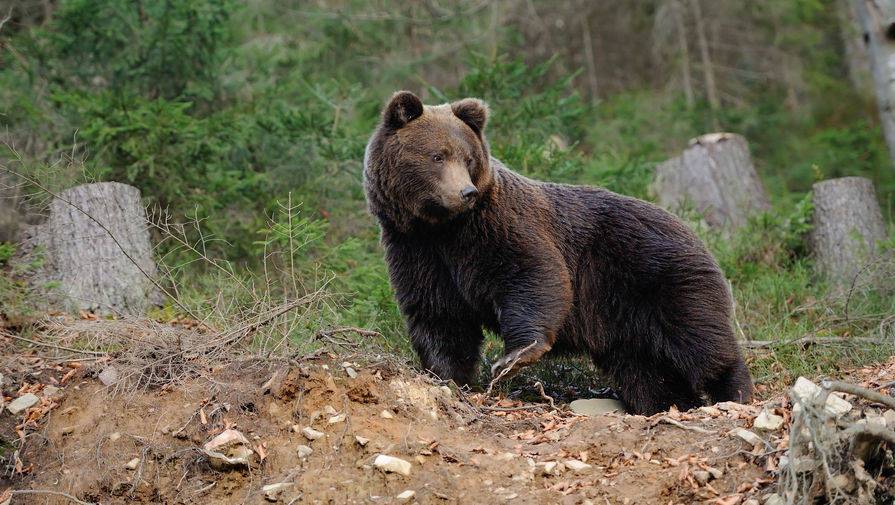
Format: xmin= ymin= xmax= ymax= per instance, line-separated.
xmin=17 ymin=182 xmax=160 ymax=316
xmin=689 ymin=0 xmax=720 ymax=128
xmin=853 ymin=0 xmax=895 ymax=170
xmin=673 ymin=0 xmax=695 ymax=109
xmin=653 ymin=133 xmax=770 ymax=229
xmin=809 ymin=177 xmax=888 ymax=287
xmin=580 ymin=13 xmax=600 ymax=102
xmin=840 ymin=0 xmax=874 ymax=96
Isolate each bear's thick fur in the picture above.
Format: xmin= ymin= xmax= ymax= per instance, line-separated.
xmin=363 ymin=91 xmax=752 ymax=414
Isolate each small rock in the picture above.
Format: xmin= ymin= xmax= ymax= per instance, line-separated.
xmin=569 ymin=398 xmax=626 ymax=416
xmin=261 ymin=370 xmax=281 ymax=394
xmin=698 ymin=406 xmax=722 ymax=417
xmin=262 ymin=482 xmax=293 ymax=502
xmin=564 ymin=459 xmax=592 ymax=474
xmin=323 ymin=405 xmax=338 ymax=416
xmin=706 ymin=466 xmax=723 ymax=480
xmin=125 ymin=458 xmax=140 ymax=470
xmin=61 ymin=425 xmax=76 ymax=436
xmin=6 ymin=393 xmax=39 ymax=415
xmin=494 ymin=452 xmax=515 ymax=461
xmin=373 ymin=454 xmax=412 ymax=476
xmin=109 ymin=432 xmax=122 ymax=442
xmin=744 ymin=500 xmax=759 ymax=505
xmin=302 ymin=427 xmax=324 ymax=441
xmin=538 ymin=461 xmax=560 ymax=475
xmin=328 ymin=413 xmax=346 ymax=424
xmin=396 ymin=490 xmax=416 ymax=501
xmin=345 ymin=367 xmax=358 ymax=379
xmin=43 ymin=385 xmax=61 ymax=397
xmin=380 ymin=409 xmax=395 ymax=419
xmin=98 ymin=366 xmax=118 ymax=386
xmin=692 ymin=470 xmax=710 ymax=485
xmin=884 ymin=409 xmax=895 ymax=427
xmin=763 ymin=493 xmax=785 ymax=505
xmin=753 ymin=410 xmax=784 ymax=431
xmin=355 ymin=436 xmax=369 ymax=447
xmin=203 ymin=429 xmax=254 ymax=470
xmin=296 ymin=445 xmax=313 ymax=458
xmin=791 ymin=376 xmax=852 ymax=416
xmin=730 ymin=428 xmax=764 ymax=446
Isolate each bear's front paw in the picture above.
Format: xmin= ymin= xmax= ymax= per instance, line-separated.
xmin=490 ymin=340 xmax=551 ymax=383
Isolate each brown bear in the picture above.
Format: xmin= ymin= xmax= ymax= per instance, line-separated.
xmin=363 ymin=91 xmax=752 ymax=414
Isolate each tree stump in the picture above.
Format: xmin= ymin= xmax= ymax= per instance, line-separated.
xmin=18 ymin=182 xmax=160 ymax=316
xmin=809 ymin=177 xmax=888 ymax=286
xmin=653 ymin=133 xmax=770 ymax=229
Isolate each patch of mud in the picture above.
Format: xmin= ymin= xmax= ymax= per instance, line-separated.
xmin=0 ymin=350 xmax=788 ymax=505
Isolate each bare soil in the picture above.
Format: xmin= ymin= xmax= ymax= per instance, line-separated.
xmin=2 ymin=326 xmax=894 ymax=505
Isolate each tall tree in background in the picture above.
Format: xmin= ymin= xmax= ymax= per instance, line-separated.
xmin=853 ymin=0 xmax=895 ymax=170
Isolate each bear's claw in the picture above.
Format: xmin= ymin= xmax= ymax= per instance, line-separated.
xmin=490 ymin=340 xmax=552 ymax=382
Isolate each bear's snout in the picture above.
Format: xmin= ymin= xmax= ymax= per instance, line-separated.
xmin=460 ymin=185 xmax=478 ymax=205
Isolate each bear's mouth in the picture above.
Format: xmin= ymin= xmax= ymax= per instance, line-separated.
xmin=419 ymin=197 xmax=470 ymax=223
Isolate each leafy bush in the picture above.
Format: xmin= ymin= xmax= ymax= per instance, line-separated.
xmin=43 ymin=0 xmax=234 ymax=102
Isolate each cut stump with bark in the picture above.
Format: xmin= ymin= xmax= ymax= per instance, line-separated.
xmin=653 ymin=133 xmax=770 ymax=229
xmin=810 ymin=176 xmax=888 ymax=287
xmin=17 ymin=182 xmax=160 ymax=316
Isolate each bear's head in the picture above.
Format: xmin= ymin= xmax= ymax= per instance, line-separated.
xmin=364 ymin=91 xmax=493 ymax=231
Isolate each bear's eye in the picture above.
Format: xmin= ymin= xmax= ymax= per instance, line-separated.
xmin=465 ymin=157 xmax=473 ymax=167
xmin=432 ymin=154 xmax=444 ymax=163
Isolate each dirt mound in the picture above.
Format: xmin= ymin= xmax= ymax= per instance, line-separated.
xmin=2 ymin=324 xmax=895 ymax=504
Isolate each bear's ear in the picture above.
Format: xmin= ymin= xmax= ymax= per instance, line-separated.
xmin=382 ymin=91 xmax=424 ymax=129
xmin=451 ymin=98 xmax=489 ymax=136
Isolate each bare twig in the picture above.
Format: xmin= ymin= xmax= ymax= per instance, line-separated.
xmin=11 ymin=490 xmax=95 ymax=505
xmin=742 ymin=336 xmax=890 ymax=349
xmin=533 ymin=381 xmax=556 ymax=410
xmin=821 ymin=380 xmax=895 ymax=410
xmin=481 ymin=403 xmax=547 ymax=413
xmin=654 ymin=416 xmax=716 ymax=435
xmin=840 ymin=423 xmax=895 ymax=446
xmin=2 ymin=331 xmax=106 ymax=356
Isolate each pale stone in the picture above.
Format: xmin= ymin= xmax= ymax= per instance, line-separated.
xmin=791 ymin=376 xmax=852 ymax=416
xmin=373 ymin=454 xmax=412 ymax=476
xmin=6 ymin=393 xmax=39 ymax=415
xmin=693 ymin=470 xmax=710 ymax=485
xmin=328 ymin=413 xmax=346 ymax=424
xmin=764 ymin=493 xmax=785 ymax=505
xmin=296 ymin=445 xmax=313 ymax=458
xmin=355 ymin=436 xmax=369 ymax=447
xmin=98 ymin=366 xmax=118 ymax=386
xmin=564 ymin=459 xmax=592 ymax=474
xmin=396 ymin=490 xmax=416 ymax=501
xmin=203 ymin=429 xmax=254 ymax=470
xmin=753 ymin=410 xmax=784 ymax=431
xmin=125 ymin=458 xmax=140 ymax=470
xmin=569 ymin=398 xmax=626 ymax=416
xmin=302 ymin=427 xmax=324 ymax=441
xmin=262 ymin=482 xmax=293 ymax=501
xmin=380 ymin=409 xmax=395 ymax=419
xmin=730 ymin=428 xmax=764 ymax=446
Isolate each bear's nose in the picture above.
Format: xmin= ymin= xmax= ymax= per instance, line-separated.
xmin=460 ymin=186 xmax=478 ymax=204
